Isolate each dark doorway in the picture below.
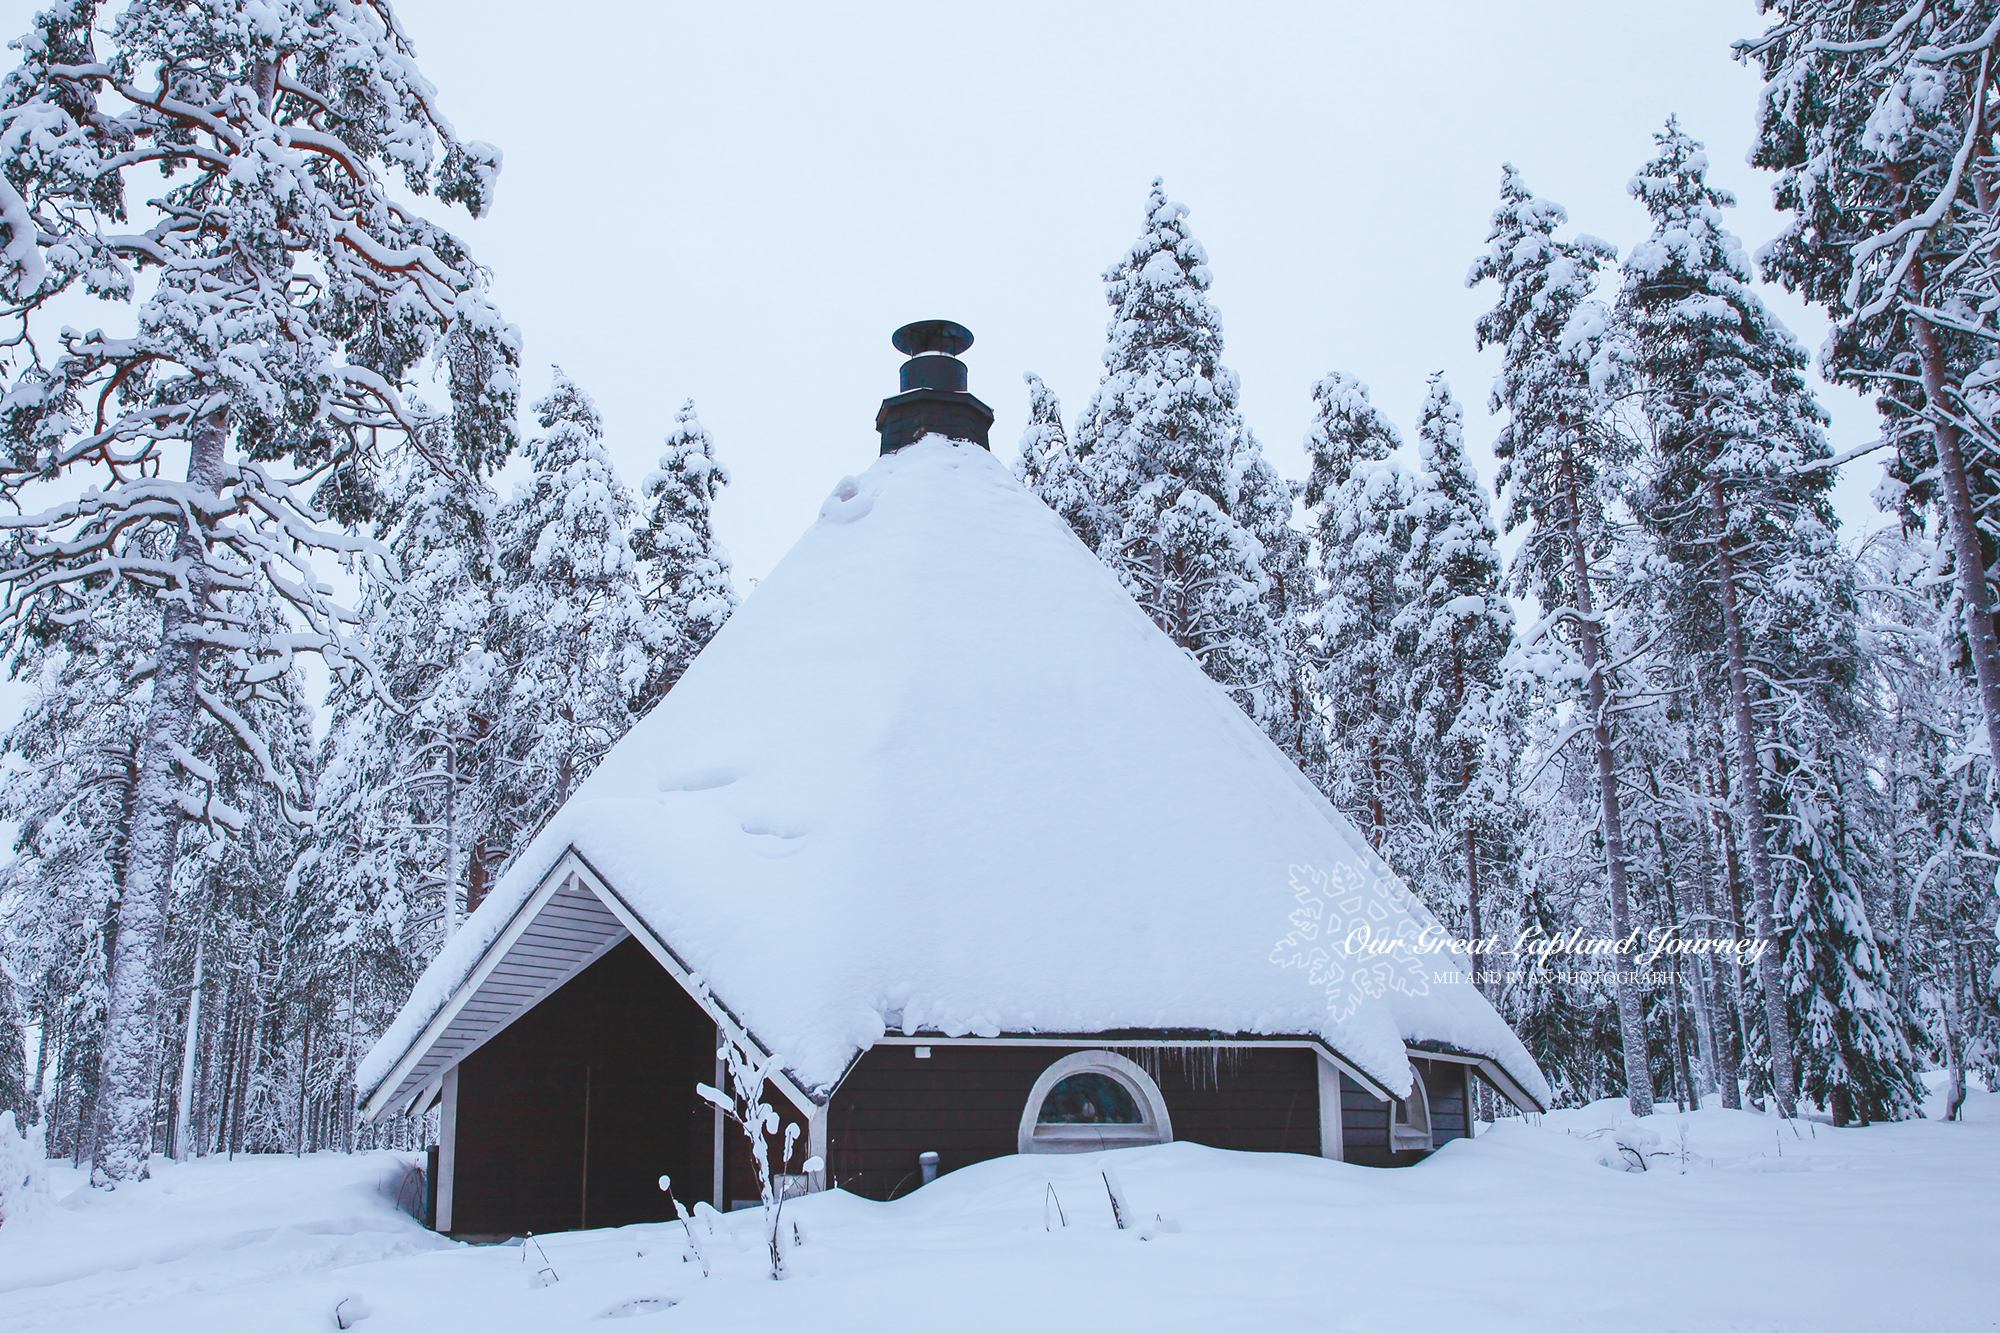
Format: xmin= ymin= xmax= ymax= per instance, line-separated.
xmin=451 ymin=937 xmax=715 ymax=1235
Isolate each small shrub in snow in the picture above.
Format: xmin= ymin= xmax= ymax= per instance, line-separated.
xmin=698 ymin=1039 xmax=814 ymax=1280
xmin=656 ymin=1174 xmax=708 ymax=1277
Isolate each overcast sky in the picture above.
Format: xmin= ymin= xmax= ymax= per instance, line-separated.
xmin=7 ymin=0 xmax=1887 ymax=587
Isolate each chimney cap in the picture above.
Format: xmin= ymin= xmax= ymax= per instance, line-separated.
xmin=892 ymin=319 xmax=974 ymax=358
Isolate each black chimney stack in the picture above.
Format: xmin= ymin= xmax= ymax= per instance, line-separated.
xmin=876 ymin=319 xmax=994 ymax=454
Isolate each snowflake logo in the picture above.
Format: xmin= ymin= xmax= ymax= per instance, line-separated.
xmin=1270 ymin=862 xmax=1432 ymax=1023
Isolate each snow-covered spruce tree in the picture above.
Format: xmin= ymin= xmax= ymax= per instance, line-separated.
xmin=1071 ymin=181 xmax=1288 ymax=743
xmin=632 ymin=398 xmax=737 ymax=708
xmin=486 ymin=371 xmax=651 ymax=859
xmin=1741 ymin=4 xmax=2000 ymax=778
xmin=0 ymin=0 xmax=517 ymax=1184
xmin=1235 ymin=425 xmax=1323 ymax=781
xmin=1395 ymin=374 xmax=1518 ymax=951
xmin=1016 ymin=372 xmax=1101 ymax=547
xmin=315 ymin=429 xmax=500 ymax=947
xmin=1471 ymin=165 xmax=1658 ymax=1115
xmin=1773 ymin=724 xmax=1924 ymax=1125
xmin=1303 ymin=371 xmax=1413 ymax=856
xmin=1619 ymin=122 xmax=1836 ymax=1116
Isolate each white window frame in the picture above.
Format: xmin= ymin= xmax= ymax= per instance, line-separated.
xmin=1390 ymin=1064 xmax=1434 ymax=1152
xmin=1017 ymin=1050 xmax=1174 ymax=1155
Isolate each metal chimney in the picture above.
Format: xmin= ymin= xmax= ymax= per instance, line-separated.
xmin=876 ymin=319 xmax=994 ymax=454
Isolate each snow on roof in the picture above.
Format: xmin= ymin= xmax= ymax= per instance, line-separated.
xmin=360 ymin=438 xmax=1549 ymax=1109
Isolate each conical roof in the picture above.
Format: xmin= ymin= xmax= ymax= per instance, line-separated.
xmin=362 ymin=439 xmax=1548 ymax=1107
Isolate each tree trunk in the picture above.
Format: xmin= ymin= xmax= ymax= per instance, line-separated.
xmin=1910 ymin=311 xmax=2000 ymax=779
xmin=1712 ymin=768 xmax=1758 ymax=1105
xmin=1561 ymin=450 xmax=1654 ymax=1115
xmin=172 ymin=933 xmax=205 ymax=1160
xmin=1705 ymin=477 xmax=1797 ymax=1116
xmin=296 ymin=1003 xmax=312 ymax=1156
xmin=1456 ymin=654 xmax=1483 ymax=985
xmin=1685 ymin=750 xmax=1735 ymax=1107
xmin=211 ymin=969 xmax=238 ymax=1156
xmin=91 ymin=404 xmax=228 ymax=1186
xmin=442 ymin=739 xmax=462 ymax=938
xmin=1650 ymin=808 xmax=1704 ymax=1108
xmin=29 ymin=998 xmax=48 ymax=1123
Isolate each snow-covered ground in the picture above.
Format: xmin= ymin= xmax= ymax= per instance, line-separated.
xmin=3 ymin=1084 xmax=1994 ymax=1332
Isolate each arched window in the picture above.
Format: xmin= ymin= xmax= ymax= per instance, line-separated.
xmin=1017 ymin=1051 xmax=1174 ymax=1154
xmin=1390 ymin=1065 xmax=1434 ymax=1152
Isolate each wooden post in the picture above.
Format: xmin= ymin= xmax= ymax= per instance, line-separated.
xmin=808 ymin=1105 xmax=829 ymax=1192
xmin=711 ymin=1033 xmax=725 ymax=1210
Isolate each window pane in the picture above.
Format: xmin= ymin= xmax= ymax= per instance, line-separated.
xmin=1038 ymin=1072 xmax=1143 ymax=1124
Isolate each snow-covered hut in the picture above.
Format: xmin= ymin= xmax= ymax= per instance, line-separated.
xmin=358 ymin=321 xmax=1550 ymax=1236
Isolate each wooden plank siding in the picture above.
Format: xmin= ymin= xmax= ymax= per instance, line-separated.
xmin=826 ymin=1044 xmax=1321 ymax=1201
xmin=1418 ymin=1057 xmax=1471 ymax=1145
xmin=451 ymin=938 xmax=715 ymax=1236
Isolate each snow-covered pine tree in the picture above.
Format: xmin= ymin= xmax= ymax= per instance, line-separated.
xmin=1303 ymin=371 xmax=1414 ymax=857
xmin=1071 ymin=182 xmax=1286 ymax=737
xmin=0 ymin=977 xmax=25 ymax=1122
xmin=632 ymin=399 xmax=737 ymax=707
xmin=0 ymin=574 xmax=320 ymax=1162
xmin=165 ymin=590 xmax=320 ymax=1157
xmin=1395 ymin=374 xmax=1518 ymax=951
xmin=1742 ymin=3 xmax=2000 ymax=779
xmin=1016 ymin=372 xmax=1101 ymax=547
xmin=487 ymin=371 xmax=652 ymax=861
xmin=0 ymin=587 xmax=157 ymax=1159
xmin=1619 ymin=121 xmax=1837 ymax=1116
xmin=1471 ymin=165 xmax=1658 ymax=1115
xmin=1859 ymin=529 xmax=2000 ymax=1117
xmin=0 ymin=0 xmax=518 ymax=1184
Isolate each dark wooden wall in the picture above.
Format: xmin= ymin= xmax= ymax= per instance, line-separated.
xmin=826 ymin=1044 xmax=1321 ymax=1201
xmin=1417 ymin=1057 xmax=1471 ymax=1146
xmin=1337 ymin=1058 xmax=1471 ymax=1167
xmin=451 ymin=938 xmax=715 ymax=1236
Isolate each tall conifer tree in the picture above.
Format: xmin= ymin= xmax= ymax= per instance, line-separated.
xmin=1071 ymin=181 xmax=1285 ymax=735
xmin=1620 ymin=122 xmax=1854 ymax=1116
xmin=632 ymin=399 xmax=738 ymax=706
xmin=488 ymin=372 xmax=651 ymax=855
xmin=1471 ymin=165 xmax=1657 ymax=1115
xmin=1396 ymin=375 xmax=1517 ymax=950
xmin=1303 ymin=372 xmax=1411 ymax=855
